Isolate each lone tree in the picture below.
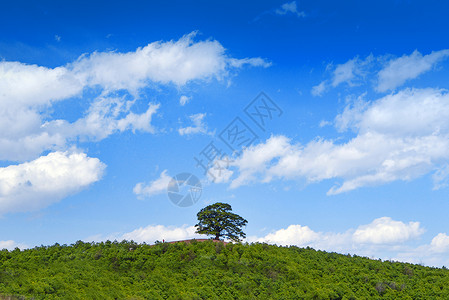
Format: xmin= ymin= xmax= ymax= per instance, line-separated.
xmin=195 ymin=202 xmax=248 ymax=242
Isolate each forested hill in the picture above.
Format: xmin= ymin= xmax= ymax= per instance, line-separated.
xmin=1 ymin=240 xmax=448 ymax=299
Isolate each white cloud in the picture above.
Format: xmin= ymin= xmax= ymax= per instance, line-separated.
xmin=228 ymin=57 xmax=272 ymax=68
xmin=229 ymin=88 xmax=449 ymax=194
xmin=0 ymin=240 xmax=27 ymax=250
xmin=179 ymin=95 xmax=191 ymax=106
xmin=311 ymin=81 xmax=327 ymax=96
xmin=89 ymin=224 xmax=202 ymax=244
xmin=0 ymin=98 xmax=159 ymax=162
xmin=207 ymin=157 xmax=234 ymax=183
xmin=72 ymin=31 xmax=236 ymax=89
xmin=312 ymin=56 xmax=373 ymax=96
xmin=178 ymin=113 xmax=213 ymax=136
xmin=91 ymin=218 xmax=449 ymax=266
xmin=0 ymin=151 xmax=105 ymax=214
xmin=312 ymin=50 xmax=449 ymax=95
xmin=0 ymin=61 xmax=83 ymax=107
xmin=332 ymin=56 xmax=372 ymax=87
xmin=319 ymin=120 xmax=332 ymax=128
xmin=377 ymin=49 xmax=449 ymax=92
xmin=251 ymin=217 xmax=436 ymax=265
xmin=275 ymin=1 xmax=306 ymax=17
xmin=353 ymin=217 xmax=424 ymax=244
xmin=0 ymin=32 xmax=269 ymax=162
xmin=42 ymin=99 xmax=160 ymax=143
xmin=254 ymin=224 xmax=320 ymax=246
xmin=117 ymin=104 xmax=159 ymax=133
xmin=332 ymin=59 xmax=358 ymax=87
xmin=229 ymin=135 xmax=293 ymax=188
xmin=393 ymin=232 xmax=449 ymax=267
xmin=121 ymin=224 xmax=202 ymax=244
xmin=253 ymin=217 xmax=423 ymax=249
xmin=430 ymin=233 xmax=449 ymax=253
xmin=432 ymin=164 xmax=449 ymax=190
xmin=133 ymin=170 xmax=172 ymax=198
xmin=0 ymin=61 xmax=83 ymax=160
xmin=112 ymin=220 xmax=444 ymax=267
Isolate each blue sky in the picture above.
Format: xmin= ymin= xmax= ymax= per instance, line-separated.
xmin=2 ymin=0 xmax=449 ymax=266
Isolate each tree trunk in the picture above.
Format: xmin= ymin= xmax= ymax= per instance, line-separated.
xmin=214 ymin=233 xmax=220 ymax=240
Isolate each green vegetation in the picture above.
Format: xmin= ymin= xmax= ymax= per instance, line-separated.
xmin=195 ymin=202 xmax=248 ymax=241
xmin=1 ymin=241 xmax=449 ymax=299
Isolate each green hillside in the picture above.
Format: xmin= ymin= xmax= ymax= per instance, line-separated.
xmin=0 ymin=240 xmax=448 ymax=299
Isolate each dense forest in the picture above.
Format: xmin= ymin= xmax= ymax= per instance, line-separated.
xmin=0 ymin=240 xmax=448 ymax=299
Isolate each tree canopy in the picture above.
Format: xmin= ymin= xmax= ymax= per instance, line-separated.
xmin=1 ymin=240 xmax=449 ymax=299
xmin=195 ymin=202 xmax=248 ymax=242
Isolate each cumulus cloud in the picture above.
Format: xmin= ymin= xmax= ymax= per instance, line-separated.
xmin=255 ymin=224 xmax=320 ymax=245
xmin=41 ymin=99 xmax=160 ymax=143
xmin=71 ymin=31 xmax=251 ymax=89
xmin=0 ymin=97 xmax=159 ymax=162
xmin=251 ymin=217 xmax=436 ymax=265
xmin=228 ymin=88 xmax=449 ymax=194
xmin=0 ymin=151 xmax=105 ymax=214
xmin=121 ymin=224 xmax=201 ymax=244
xmin=253 ymin=217 xmax=423 ymax=248
xmin=353 ymin=217 xmax=424 ymax=244
xmin=393 ymin=232 xmax=449 ymax=267
xmin=0 ymin=32 xmax=269 ymax=162
xmin=275 ymin=1 xmax=306 ymax=17
xmin=430 ymin=233 xmax=449 ymax=253
xmin=89 ymin=224 xmax=201 ymax=244
xmin=377 ymin=49 xmax=449 ymax=92
xmin=229 ymin=135 xmax=293 ymax=188
xmin=251 ymin=220 xmax=449 ymax=267
xmin=0 ymin=240 xmax=27 ymax=250
xmin=133 ymin=170 xmax=172 ymax=198
xmin=178 ymin=113 xmax=213 ymax=136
